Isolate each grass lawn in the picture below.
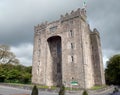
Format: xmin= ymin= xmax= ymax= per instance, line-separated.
xmin=90 ymin=85 xmax=107 ymax=90
xmin=1 ymin=83 xmax=108 ymax=91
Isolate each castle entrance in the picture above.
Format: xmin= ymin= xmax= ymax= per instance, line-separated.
xmin=47 ymin=36 xmax=62 ymax=86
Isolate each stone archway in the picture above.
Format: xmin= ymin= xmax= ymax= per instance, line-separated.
xmin=47 ymin=36 xmax=62 ymax=86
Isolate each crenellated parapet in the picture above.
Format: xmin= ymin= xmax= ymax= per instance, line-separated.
xmin=91 ymin=28 xmax=100 ymax=38
xmin=34 ymin=8 xmax=87 ymax=34
xmin=48 ymin=20 xmax=59 ymax=25
xmin=60 ymin=8 xmax=87 ymax=22
xmin=93 ymin=28 xmax=100 ymax=34
xmin=34 ymin=22 xmax=47 ymax=32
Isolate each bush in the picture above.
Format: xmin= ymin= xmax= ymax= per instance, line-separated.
xmin=31 ymin=85 xmax=38 ymax=95
xmin=113 ymin=87 xmax=119 ymax=93
xmin=82 ymin=90 xmax=88 ymax=95
xmin=59 ymin=84 xmax=65 ymax=95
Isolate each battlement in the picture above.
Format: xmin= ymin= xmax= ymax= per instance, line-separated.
xmin=34 ymin=8 xmax=87 ymax=32
xmin=34 ymin=22 xmax=47 ymax=32
xmin=48 ymin=20 xmax=59 ymax=25
xmin=60 ymin=8 xmax=86 ymax=22
xmin=90 ymin=28 xmax=100 ymax=38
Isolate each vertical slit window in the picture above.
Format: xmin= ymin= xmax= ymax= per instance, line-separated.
xmin=70 ymin=30 xmax=73 ymax=37
xmin=71 ymin=56 xmax=74 ymax=62
xmin=71 ymin=43 xmax=73 ymax=49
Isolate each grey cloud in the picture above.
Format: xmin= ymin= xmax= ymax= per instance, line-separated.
xmin=0 ymin=0 xmax=120 ymax=66
xmin=87 ymin=0 xmax=120 ymax=53
xmin=11 ymin=43 xmax=33 ymax=66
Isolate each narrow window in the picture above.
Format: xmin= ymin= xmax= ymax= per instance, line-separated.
xmin=71 ymin=43 xmax=73 ymax=49
xmin=71 ymin=56 xmax=74 ymax=62
xmin=72 ymin=77 xmax=74 ymax=80
xmin=70 ymin=30 xmax=73 ymax=37
xmin=92 ymin=46 xmax=93 ymax=49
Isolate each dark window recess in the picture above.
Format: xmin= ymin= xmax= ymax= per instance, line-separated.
xmin=71 ymin=43 xmax=73 ymax=49
xmin=72 ymin=77 xmax=74 ymax=80
xmin=70 ymin=30 xmax=73 ymax=37
xmin=92 ymin=46 xmax=94 ymax=50
xmin=71 ymin=56 xmax=74 ymax=62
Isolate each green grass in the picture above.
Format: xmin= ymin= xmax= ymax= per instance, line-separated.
xmin=37 ymin=85 xmax=56 ymax=90
xmin=65 ymin=87 xmax=82 ymax=91
xmin=3 ymin=83 xmax=82 ymax=91
xmin=4 ymin=83 xmax=33 ymax=87
xmin=3 ymin=83 xmax=57 ymax=90
xmin=5 ymin=83 xmax=105 ymax=91
xmin=90 ymin=85 xmax=107 ymax=90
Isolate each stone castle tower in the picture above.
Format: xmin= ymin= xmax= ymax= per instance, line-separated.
xmin=32 ymin=8 xmax=105 ymax=88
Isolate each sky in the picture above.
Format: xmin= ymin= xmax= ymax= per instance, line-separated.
xmin=0 ymin=0 xmax=120 ymax=67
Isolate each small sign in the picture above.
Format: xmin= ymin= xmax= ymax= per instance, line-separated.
xmin=71 ymin=81 xmax=78 ymax=85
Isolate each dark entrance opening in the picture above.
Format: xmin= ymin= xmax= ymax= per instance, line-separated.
xmin=47 ymin=36 xmax=62 ymax=86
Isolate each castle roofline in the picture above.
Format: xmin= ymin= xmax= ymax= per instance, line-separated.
xmin=90 ymin=28 xmax=100 ymax=38
xmin=60 ymin=8 xmax=86 ymax=22
xmin=34 ymin=8 xmax=87 ymax=30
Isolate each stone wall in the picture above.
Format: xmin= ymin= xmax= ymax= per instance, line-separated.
xmin=90 ymin=29 xmax=105 ymax=85
xmin=32 ymin=8 xmax=105 ymax=88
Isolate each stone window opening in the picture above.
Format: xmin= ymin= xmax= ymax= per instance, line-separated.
xmin=70 ymin=30 xmax=73 ymax=37
xmin=71 ymin=77 xmax=74 ymax=81
xmin=71 ymin=56 xmax=74 ymax=62
xmin=71 ymin=43 xmax=73 ymax=49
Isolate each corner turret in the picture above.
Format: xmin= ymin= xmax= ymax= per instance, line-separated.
xmin=34 ymin=22 xmax=47 ymax=33
xmin=90 ymin=28 xmax=105 ymax=85
xmin=60 ymin=8 xmax=87 ymax=22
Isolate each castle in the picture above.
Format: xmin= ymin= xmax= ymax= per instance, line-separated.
xmin=32 ymin=8 xmax=105 ymax=88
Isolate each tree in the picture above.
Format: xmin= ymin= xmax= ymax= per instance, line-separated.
xmin=0 ymin=63 xmax=32 ymax=83
xmin=31 ymin=85 xmax=38 ymax=95
xmin=0 ymin=45 xmax=19 ymax=64
xmin=105 ymin=54 xmax=120 ymax=85
xmin=21 ymin=72 xmax=31 ymax=84
xmin=113 ymin=87 xmax=119 ymax=93
xmin=59 ymin=84 xmax=65 ymax=95
xmin=82 ymin=90 xmax=88 ymax=95
xmin=0 ymin=65 xmax=6 ymax=82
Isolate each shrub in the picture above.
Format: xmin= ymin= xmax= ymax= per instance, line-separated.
xmin=82 ymin=90 xmax=88 ymax=95
xmin=31 ymin=85 xmax=38 ymax=95
xmin=59 ymin=84 xmax=65 ymax=95
xmin=113 ymin=87 xmax=119 ymax=93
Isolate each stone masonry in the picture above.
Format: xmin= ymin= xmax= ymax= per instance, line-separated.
xmin=32 ymin=8 xmax=105 ymax=88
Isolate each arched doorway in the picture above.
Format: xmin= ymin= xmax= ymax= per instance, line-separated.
xmin=47 ymin=36 xmax=62 ymax=86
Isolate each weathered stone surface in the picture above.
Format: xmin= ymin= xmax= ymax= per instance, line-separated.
xmin=32 ymin=8 xmax=105 ymax=88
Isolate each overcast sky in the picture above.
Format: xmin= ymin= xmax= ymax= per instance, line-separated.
xmin=0 ymin=0 xmax=120 ymax=67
